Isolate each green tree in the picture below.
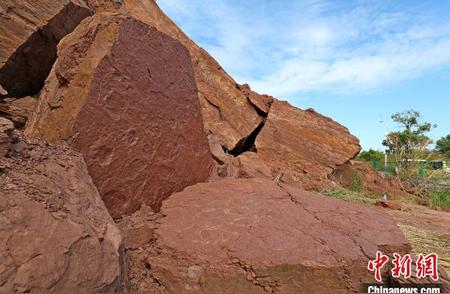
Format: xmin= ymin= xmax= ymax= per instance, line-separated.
xmin=435 ymin=135 xmax=450 ymax=158
xmin=357 ymin=149 xmax=384 ymax=162
xmin=382 ymin=110 xmax=436 ymax=177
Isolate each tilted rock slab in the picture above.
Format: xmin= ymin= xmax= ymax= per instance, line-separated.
xmin=0 ymin=0 xmax=92 ymax=98
xmin=134 ymin=178 xmax=409 ymax=293
xmin=27 ymin=14 xmax=213 ymax=217
xmin=0 ymin=132 xmax=123 ymax=293
xmin=83 ymin=0 xmax=263 ymax=150
xmin=255 ymin=100 xmax=361 ymax=190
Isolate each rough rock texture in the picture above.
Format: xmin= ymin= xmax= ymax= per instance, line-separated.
xmin=0 ymin=118 xmax=14 ymax=157
xmin=255 ymin=100 xmax=361 ymax=190
xmin=238 ymin=83 xmax=273 ymax=115
xmin=333 ymin=160 xmax=408 ymax=197
xmin=27 ymin=14 xmax=213 ymax=218
xmin=121 ymin=178 xmax=410 ymax=293
xmin=0 ymin=97 xmax=36 ymax=128
xmin=0 ymin=129 xmax=123 ymax=293
xmin=0 ymin=0 xmax=92 ymax=98
xmin=88 ymin=0 xmax=262 ymax=150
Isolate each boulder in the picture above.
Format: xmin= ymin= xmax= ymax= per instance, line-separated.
xmin=26 ymin=14 xmax=213 ymax=218
xmin=0 ymin=97 xmax=36 ymax=128
xmin=0 ymin=0 xmax=92 ymax=98
xmin=88 ymin=0 xmax=263 ymax=150
xmin=255 ymin=100 xmax=361 ymax=190
xmin=123 ymin=178 xmax=410 ymax=293
xmin=0 ymin=132 xmax=123 ymax=293
xmin=333 ymin=160 xmax=408 ymax=197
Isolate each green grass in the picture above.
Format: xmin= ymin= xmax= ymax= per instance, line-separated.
xmin=429 ymin=188 xmax=450 ymax=210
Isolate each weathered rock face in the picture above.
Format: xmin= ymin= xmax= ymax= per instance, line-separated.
xmin=0 ymin=117 xmax=14 ymax=156
xmin=0 ymin=97 xmax=36 ymax=128
xmin=0 ymin=0 xmax=92 ymax=98
xmin=0 ymin=129 xmax=123 ymax=293
xmin=121 ymin=178 xmax=409 ymax=293
xmin=333 ymin=160 xmax=408 ymax=197
xmin=27 ymin=14 xmax=213 ymax=218
xmin=254 ymin=100 xmax=361 ymax=190
xmin=86 ymin=0 xmax=262 ymax=150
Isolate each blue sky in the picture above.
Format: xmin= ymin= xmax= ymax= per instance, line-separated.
xmin=159 ymin=0 xmax=450 ymax=150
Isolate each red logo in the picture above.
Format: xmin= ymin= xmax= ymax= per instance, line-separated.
xmin=368 ymin=251 xmax=439 ymax=282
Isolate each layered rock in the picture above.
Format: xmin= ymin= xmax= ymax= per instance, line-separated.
xmin=121 ymin=178 xmax=410 ymax=293
xmin=0 ymin=127 xmax=123 ymax=293
xmin=253 ymin=101 xmax=361 ymax=190
xmin=0 ymin=97 xmax=36 ymax=127
xmin=0 ymin=0 xmax=92 ymax=98
xmin=26 ymin=14 xmax=213 ymax=218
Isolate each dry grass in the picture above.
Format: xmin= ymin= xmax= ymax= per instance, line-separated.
xmin=399 ymin=224 xmax=450 ymax=276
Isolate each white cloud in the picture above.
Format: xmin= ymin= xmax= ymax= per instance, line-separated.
xmin=159 ymin=0 xmax=450 ymax=98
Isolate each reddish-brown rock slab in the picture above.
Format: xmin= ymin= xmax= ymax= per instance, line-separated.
xmin=0 ymin=132 xmax=123 ymax=293
xmin=333 ymin=160 xmax=409 ymax=197
xmin=0 ymin=0 xmax=92 ymax=98
xmin=27 ymin=14 xmax=213 ymax=218
xmin=255 ymin=100 xmax=361 ymax=190
xmin=238 ymin=83 xmax=273 ymax=115
xmin=89 ymin=0 xmax=262 ymax=150
xmin=124 ymin=178 xmax=409 ymax=293
xmin=0 ymin=97 xmax=36 ymax=128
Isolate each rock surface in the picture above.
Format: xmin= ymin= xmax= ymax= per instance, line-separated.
xmin=0 ymin=130 xmax=123 ymax=293
xmin=87 ymin=0 xmax=263 ymax=150
xmin=121 ymin=178 xmax=410 ymax=293
xmin=333 ymin=160 xmax=408 ymax=197
xmin=27 ymin=14 xmax=213 ymax=218
xmin=0 ymin=0 xmax=92 ymax=98
xmin=0 ymin=97 xmax=36 ymax=128
xmin=0 ymin=117 xmax=14 ymax=157
xmin=255 ymin=101 xmax=361 ymax=190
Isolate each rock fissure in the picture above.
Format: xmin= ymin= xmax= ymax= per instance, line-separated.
xmin=0 ymin=1 xmax=92 ymax=98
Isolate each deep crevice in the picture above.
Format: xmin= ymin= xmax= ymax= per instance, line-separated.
xmin=0 ymin=2 xmax=92 ymax=98
xmin=226 ymin=118 xmax=266 ymax=157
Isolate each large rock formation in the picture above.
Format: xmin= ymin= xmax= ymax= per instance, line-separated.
xmin=0 ymin=124 xmax=123 ymax=293
xmin=121 ymin=178 xmax=410 ymax=293
xmin=0 ymin=0 xmax=92 ymax=98
xmin=255 ymin=101 xmax=361 ymax=190
xmin=26 ymin=14 xmax=213 ymax=218
xmin=84 ymin=0 xmax=263 ymax=150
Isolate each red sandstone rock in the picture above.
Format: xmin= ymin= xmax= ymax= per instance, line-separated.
xmin=122 ymin=178 xmax=410 ymax=293
xmin=0 ymin=132 xmax=123 ymax=293
xmin=0 ymin=117 xmax=14 ymax=156
xmin=0 ymin=97 xmax=36 ymax=128
xmin=26 ymin=14 xmax=213 ymax=217
xmin=375 ymin=200 xmax=402 ymax=210
xmin=255 ymin=100 xmax=361 ymax=190
xmin=87 ymin=0 xmax=262 ymax=150
xmin=333 ymin=160 xmax=409 ymax=197
xmin=0 ymin=0 xmax=92 ymax=98
xmin=238 ymin=83 xmax=273 ymax=115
